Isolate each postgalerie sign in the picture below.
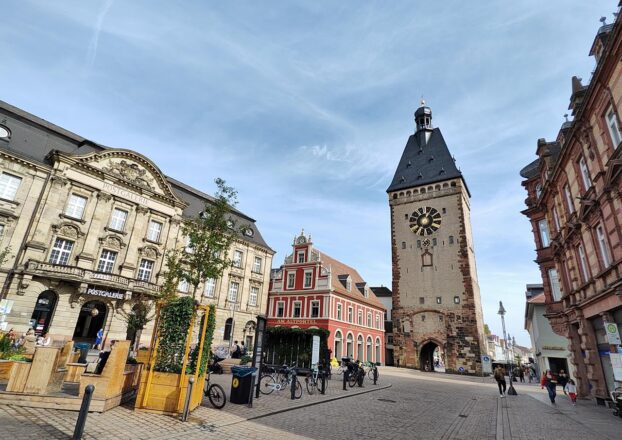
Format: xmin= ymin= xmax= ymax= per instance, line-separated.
xmin=86 ymin=286 xmax=126 ymax=300
xmin=273 ymin=319 xmax=319 ymax=326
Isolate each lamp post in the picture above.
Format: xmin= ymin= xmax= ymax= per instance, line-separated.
xmin=498 ymin=301 xmax=517 ymax=395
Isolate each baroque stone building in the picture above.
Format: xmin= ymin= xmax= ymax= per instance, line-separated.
xmin=520 ymin=12 xmax=622 ymax=401
xmin=0 ymin=100 xmax=274 ymax=351
xmin=387 ymin=102 xmax=485 ymax=374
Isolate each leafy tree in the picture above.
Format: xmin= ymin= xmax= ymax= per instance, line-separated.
xmin=180 ymin=178 xmax=240 ymax=300
xmin=484 ymin=324 xmax=491 ymax=335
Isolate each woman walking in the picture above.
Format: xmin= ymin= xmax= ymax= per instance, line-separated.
xmin=494 ymin=365 xmax=507 ymax=397
xmin=541 ymin=370 xmax=558 ymax=404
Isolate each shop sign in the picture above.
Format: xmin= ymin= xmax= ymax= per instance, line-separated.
xmin=542 ymin=346 xmax=565 ymax=351
xmin=311 ymin=335 xmax=320 ymax=366
xmin=605 ymin=322 xmax=621 ymax=345
xmin=273 ymin=319 xmax=318 ymax=326
xmin=86 ymin=286 xmax=125 ymax=300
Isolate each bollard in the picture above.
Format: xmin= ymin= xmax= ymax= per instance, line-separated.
xmin=373 ymin=366 xmax=378 ymax=385
xmin=320 ymin=371 xmax=326 ymax=395
xmin=343 ymin=369 xmax=348 ymax=391
xmin=73 ymin=384 xmax=95 ymax=440
xmin=357 ymin=369 xmax=364 ymax=387
xmin=181 ymin=377 xmax=195 ymax=422
xmin=290 ymin=370 xmax=297 ymax=400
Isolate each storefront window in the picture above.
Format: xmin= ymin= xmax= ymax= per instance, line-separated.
xmin=29 ymin=290 xmax=57 ymax=336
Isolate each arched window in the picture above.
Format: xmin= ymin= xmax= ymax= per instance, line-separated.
xmin=346 ymin=333 xmax=354 ymax=358
xmin=30 ymin=290 xmax=57 ymax=336
xmin=375 ymin=338 xmax=382 ymax=364
xmin=334 ymin=330 xmax=343 ymax=359
xmin=366 ymin=336 xmax=373 ymax=362
xmin=223 ymin=318 xmax=233 ymax=341
xmin=357 ymin=334 xmax=364 ymax=361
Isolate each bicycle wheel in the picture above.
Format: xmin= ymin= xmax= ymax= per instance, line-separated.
xmin=259 ymin=374 xmax=276 ymax=395
xmin=294 ymin=379 xmax=303 ymax=399
xmin=348 ymin=372 xmax=358 ymax=387
xmin=207 ymin=384 xmax=227 ymax=409
xmin=305 ymin=377 xmax=317 ymax=395
xmin=336 ymin=366 xmax=343 ymax=375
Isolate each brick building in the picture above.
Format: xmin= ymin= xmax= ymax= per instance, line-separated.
xmin=267 ymin=231 xmax=385 ymax=364
xmin=520 ymin=12 xmax=622 ymax=400
xmin=387 ymin=102 xmax=485 ymax=374
xmin=0 ymin=100 xmax=274 ymax=350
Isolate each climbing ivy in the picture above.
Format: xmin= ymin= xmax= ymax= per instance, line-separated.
xmin=154 ymin=296 xmax=195 ymax=373
xmin=263 ymin=327 xmax=330 ymax=368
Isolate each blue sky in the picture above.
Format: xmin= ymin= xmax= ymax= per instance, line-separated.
xmin=1 ymin=1 xmax=615 ymax=345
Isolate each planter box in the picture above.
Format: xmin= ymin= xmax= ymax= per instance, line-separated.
xmin=0 ymin=360 xmax=16 ymax=381
xmin=6 ymin=362 xmax=32 ymax=392
xmin=135 ymin=369 xmax=205 ymax=415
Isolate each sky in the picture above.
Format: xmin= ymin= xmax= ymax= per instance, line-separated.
xmin=0 ymin=0 xmax=616 ymax=346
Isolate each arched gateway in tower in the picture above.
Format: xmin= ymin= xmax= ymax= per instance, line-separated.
xmin=387 ymin=102 xmax=485 ymax=375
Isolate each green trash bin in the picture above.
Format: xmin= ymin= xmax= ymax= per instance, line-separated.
xmin=230 ymin=366 xmax=257 ymax=404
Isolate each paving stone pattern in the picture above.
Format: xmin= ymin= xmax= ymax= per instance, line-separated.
xmin=0 ymin=368 xmax=620 ymax=439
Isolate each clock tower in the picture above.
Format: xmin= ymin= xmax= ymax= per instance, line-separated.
xmin=387 ymin=102 xmax=485 ymax=375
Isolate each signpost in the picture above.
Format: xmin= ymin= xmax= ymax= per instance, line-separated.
xmin=481 ymin=355 xmax=492 ymax=374
xmin=251 ymin=315 xmax=267 ymax=404
xmin=605 ymin=322 xmax=621 ymax=345
xmin=311 ymin=335 xmax=320 ymax=366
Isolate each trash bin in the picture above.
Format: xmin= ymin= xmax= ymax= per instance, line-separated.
xmin=230 ymin=366 xmax=257 ymax=404
xmin=75 ymin=342 xmax=91 ymax=363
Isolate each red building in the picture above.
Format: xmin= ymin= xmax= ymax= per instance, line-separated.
xmin=268 ymin=231 xmax=386 ymax=364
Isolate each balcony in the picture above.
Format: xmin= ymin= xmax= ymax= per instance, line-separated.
xmin=26 ymin=260 xmax=161 ymax=296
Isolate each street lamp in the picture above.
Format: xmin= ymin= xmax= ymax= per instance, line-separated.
xmin=498 ymin=301 xmax=517 ymax=395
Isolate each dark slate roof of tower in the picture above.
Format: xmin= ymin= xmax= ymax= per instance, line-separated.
xmin=386 ymin=128 xmax=468 ymax=194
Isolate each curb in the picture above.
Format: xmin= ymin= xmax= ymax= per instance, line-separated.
xmin=245 ymin=383 xmax=393 ymax=422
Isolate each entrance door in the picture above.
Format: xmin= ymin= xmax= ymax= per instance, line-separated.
xmin=30 ymin=290 xmax=57 ymax=336
xmin=73 ymin=301 xmax=107 ymax=343
xmin=420 ymin=342 xmax=438 ymax=372
xmin=547 ymin=357 xmax=569 ymax=375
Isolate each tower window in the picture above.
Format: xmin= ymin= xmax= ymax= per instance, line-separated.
xmin=442 ymin=208 xmax=446 ymax=214
xmin=419 ymin=297 xmax=425 ymax=305
xmin=453 ymin=296 xmax=460 ymax=304
xmin=432 ymin=238 xmax=437 ymax=246
xmin=449 ymin=236 xmax=454 ymax=245
xmin=421 ymin=314 xmax=426 ymax=321
xmin=404 ymin=214 xmax=408 ymax=220
xmin=401 ymin=242 xmax=406 ymax=249
xmin=436 ymin=297 xmax=442 ymax=304
xmin=416 ymin=240 xmax=421 ymax=248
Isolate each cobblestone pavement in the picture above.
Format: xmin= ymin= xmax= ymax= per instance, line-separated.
xmin=1 ymin=367 xmax=620 ymax=439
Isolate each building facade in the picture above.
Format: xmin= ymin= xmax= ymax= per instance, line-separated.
xmin=371 ymin=286 xmax=394 ymax=365
xmin=387 ymin=103 xmax=486 ymax=374
xmin=0 ymin=100 xmax=274 ymax=351
xmin=520 ymin=13 xmax=622 ymax=400
xmin=267 ymin=231 xmax=385 ymax=364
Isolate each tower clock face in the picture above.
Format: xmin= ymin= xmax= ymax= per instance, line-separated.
xmin=409 ymin=207 xmax=442 ymax=236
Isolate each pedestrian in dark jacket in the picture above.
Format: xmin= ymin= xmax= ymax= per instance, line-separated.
xmin=557 ymin=370 xmax=569 ymax=394
xmin=541 ymin=370 xmax=558 ymax=404
xmin=494 ymin=365 xmax=507 ymax=397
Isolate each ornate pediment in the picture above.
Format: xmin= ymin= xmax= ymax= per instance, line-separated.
xmin=99 ymin=234 xmax=126 ymax=250
xmin=102 ymin=160 xmax=155 ymax=190
xmin=52 ymin=222 xmax=84 ymax=239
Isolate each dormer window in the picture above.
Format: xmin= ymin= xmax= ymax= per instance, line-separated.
xmin=0 ymin=125 xmax=10 ymax=139
xmin=297 ymin=251 xmax=305 ymax=263
xmin=346 ymin=277 xmax=352 ymax=291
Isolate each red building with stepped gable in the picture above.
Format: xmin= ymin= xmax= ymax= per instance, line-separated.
xmin=267 ymin=231 xmax=386 ymax=364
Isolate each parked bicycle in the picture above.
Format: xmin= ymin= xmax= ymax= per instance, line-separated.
xmin=362 ymin=361 xmax=379 ymax=381
xmin=347 ymin=361 xmax=365 ymax=387
xmin=203 ymin=370 xmax=226 ymax=409
xmin=305 ymin=364 xmax=326 ymax=395
xmin=259 ymin=365 xmax=303 ymax=399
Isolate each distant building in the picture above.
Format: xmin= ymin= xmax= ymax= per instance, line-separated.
xmin=268 ymin=231 xmax=385 ymax=364
xmin=371 ymin=286 xmax=393 ymax=365
xmin=520 ymin=14 xmax=622 ymax=400
xmin=524 ymin=284 xmax=573 ymax=379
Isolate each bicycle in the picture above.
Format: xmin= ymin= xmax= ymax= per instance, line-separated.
xmin=347 ymin=362 xmax=365 ymax=387
xmin=305 ymin=365 xmax=326 ymax=395
xmin=259 ymin=365 xmax=303 ymax=399
xmin=203 ymin=370 xmax=226 ymax=409
xmin=362 ymin=361 xmax=379 ymax=381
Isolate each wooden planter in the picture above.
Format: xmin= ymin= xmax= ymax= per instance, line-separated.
xmin=134 ymin=369 xmax=206 ymax=415
xmin=0 ymin=360 xmax=15 ymax=381
xmin=6 ymin=362 xmax=32 ymax=392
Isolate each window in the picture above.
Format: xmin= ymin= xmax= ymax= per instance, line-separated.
xmin=552 ymin=206 xmax=561 ymax=232
xmin=387 ymin=335 xmax=393 ymax=345
xmin=276 ymin=301 xmax=285 ymax=317
xmin=109 ymin=208 xmax=128 ymax=231
xmin=436 ymin=297 xmax=442 ymax=304
xmin=348 ymin=307 xmax=353 ymax=323
xmin=293 ymin=301 xmax=302 ymax=318
xmin=49 ymin=238 xmax=74 ymax=265
xmin=287 ymin=272 xmax=295 ymax=289
xmin=358 ymin=310 xmax=363 ymax=325
xmin=147 ymin=220 xmax=162 ymax=242
xmin=548 ymin=268 xmax=562 ymax=301
xmin=607 ymin=108 xmax=621 ymax=146
xmin=376 ymin=315 xmax=380 ymax=329
xmin=453 ymin=296 xmax=460 ymax=304
xmin=297 ymin=251 xmax=305 ymax=263
xmin=233 ymin=250 xmax=243 ymax=268
xmin=137 ymin=259 xmax=154 ymax=282
xmin=228 ymin=281 xmax=239 ymax=302
xmin=65 ymin=194 xmax=87 ymax=219
xmin=419 ymin=297 xmax=425 ymax=305
xmin=304 ymin=270 xmax=312 ymax=288
xmin=401 ymin=241 xmax=406 ymax=249
xmin=564 ymin=185 xmax=575 ymax=214
xmin=252 ymin=256 xmax=262 ymax=273
xmin=596 ymin=224 xmax=611 ymax=267
xmin=0 ymin=173 xmax=21 ymax=201
xmin=97 ymin=250 xmax=117 ymax=273
xmin=184 ymin=236 xmax=193 ymax=253
xmin=432 ymin=238 xmax=437 ymax=246
xmin=178 ymin=279 xmax=189 ymax=293
xmin=448 ymin=236 xmax=454 ymax=245
xmin=579 ymin=156 xmax=591 ymax=190
xmin=249 ymin=286 xmax=259 ymax=306
xmin=538 ymin=219 xmax=550 ymax=247
xmin=535 ymin=183 xmax=542 ymax=198
xmin=346 ymin=278 xmax=352 ymax=291
xmin=0 ymin=125 xmax=9 ymax=139
xmin=577 ymin=245 xmax=589 ymax=283
xmin=367 ymin=313 xmax=372 ymax=327
xmin=416 ymin=240 xmax=421 ymax=248
xmin=336 ymin=303 xmax=342 ymax=320
xmin=204 ymin=278 xmax=216 ymax=298
xmin=311 ymin=301 xmax=320 ymax=318
xmin=421 ymin=315 xmax=426 ymax=321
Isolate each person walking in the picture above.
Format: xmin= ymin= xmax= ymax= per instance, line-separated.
xmin=564 ymin=379 xmax=577 ymax=406
xmin=558 ymin=370 xmax=569 ymax=395
xmin=94 ymin=328 xmax=104 ymax=350
xmin=22 ymin=328 xmax=37 ymax=355
xmin=494 ymin=365 xmax=507 ymax=397
xmin=541 ymin=370 xmax=558 ymax=404
xmin=519 ymin=367 xmax=525 ymax=383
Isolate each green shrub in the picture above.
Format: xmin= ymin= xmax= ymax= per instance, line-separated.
xmin=239 ymin=355 xmax=252 ymax=366
xmin=154 ymin=296 xmax=195 ymax=373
